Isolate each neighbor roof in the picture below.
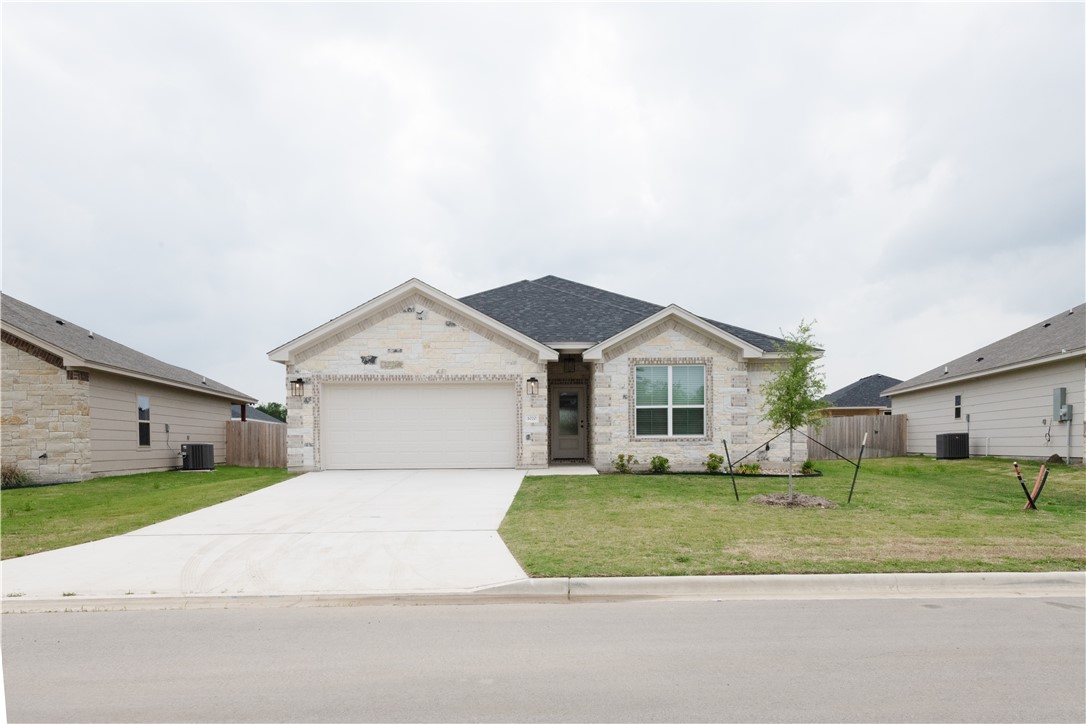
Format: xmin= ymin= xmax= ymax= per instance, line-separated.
xmin=231 ymin=405 xmax=285 ymax=424
xmin=823 ymin=373 xmax=901 ymax=408
xmin=1 ymin=293 xmax=255 ymax=402
xmin=460 ymin=275 xmax=786 ymax=351
xmin=884 ymin=303 xmax=1086 ymax=396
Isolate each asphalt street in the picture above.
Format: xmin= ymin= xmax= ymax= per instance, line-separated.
xmin=4 ymin=597 xmax=1084 ymax=723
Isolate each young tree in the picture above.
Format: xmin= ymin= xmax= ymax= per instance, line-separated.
xmin=760 ymin=320 xmax=829 ymax=501
xmin=256 ymin=401 xmax=287 ymax=422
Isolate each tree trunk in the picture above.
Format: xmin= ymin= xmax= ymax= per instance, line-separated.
xmin=788 ymin=427 xmax=795 ymax=502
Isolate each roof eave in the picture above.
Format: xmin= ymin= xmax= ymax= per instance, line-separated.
xmin=268 ymin=278 xmax=559 ymax=364
xmin=78 ymin=362 xmax=257 ymax=403
xmin=884 ymin=348 xmax=1086 ymax=397
xmin=546 ymin=342 xmax=594 ymax=352
xmin=3 ymin=322 xmax=256 ymax=404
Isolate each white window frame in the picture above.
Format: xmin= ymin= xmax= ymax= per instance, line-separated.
xmin=634 ymin=364 xmax=706 ymax=437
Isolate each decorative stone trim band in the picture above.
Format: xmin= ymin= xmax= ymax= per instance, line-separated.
xmin=627 ymin=357 xmax=714 ymax=442
xmin=2 ymin=331 xmax=64 ymax=369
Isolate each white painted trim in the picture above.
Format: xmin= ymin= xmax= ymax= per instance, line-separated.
xmin=582 ymin=305 xmax=768 ymax=361
xmin=884 ymin=349 xmax=1086 ymax=397
xmin=268 ymin=278 xmax=559 ymax=364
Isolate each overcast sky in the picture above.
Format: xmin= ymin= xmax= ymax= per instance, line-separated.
xmin=3 ymin=3 xmax=1083 ymax=405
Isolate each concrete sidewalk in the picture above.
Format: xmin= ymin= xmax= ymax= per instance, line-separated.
xmin=4 ymin=571 xmax=1082 ymax=613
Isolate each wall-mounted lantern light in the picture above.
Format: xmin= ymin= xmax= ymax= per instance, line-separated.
xmin=290 ymin=378 xmax=305 ymax=397
xmin=526 ymin=377 xmax=539 ymax=396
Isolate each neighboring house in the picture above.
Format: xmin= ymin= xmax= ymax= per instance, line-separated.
xmin=821 ymin=374 xmax=901 ymax=416
xmin=231 ymin=405 xmax=287 ymax=425
xmin=268 ymin=276 xmax=807 ymax=473
xmin=883 ymin=304 xmax=1085 ymax=462
xmin=1 ymin=293 xmax=256 ymax=483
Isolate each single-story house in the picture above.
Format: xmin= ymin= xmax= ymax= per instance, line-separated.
xmin=820 ymin=373 xmax=901 ymax=416
xmin=231 ymin=404 xmax=287 ymax=425
xmin=268 ymin=276 xmax=809 ymax=473
xmin=1 ymin=293 xmax=257 ymax=483
xmin=883 ymin=303 xmax=1085 ymax=462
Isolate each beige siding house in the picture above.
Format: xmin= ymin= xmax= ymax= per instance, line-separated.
xmin=269 ymin=276 xmax=806 ymax=473
xmin=1 ymin=293 xmax=256 ymax=483
xmin=884 ymin=304 xmax=1085 ymax=463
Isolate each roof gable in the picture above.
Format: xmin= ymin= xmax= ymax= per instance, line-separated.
xmin=268 ymin=279 xmax=559 ymax=363
xmin=884 ymin=303 xmax=1086 ymax=395
xmin=823 ymin=373 xmax=901 ymax=408
xmin=582 ymin=304 xmax=774 ymax=361
xmin=0 ymin=293 xmax=254 ymax=402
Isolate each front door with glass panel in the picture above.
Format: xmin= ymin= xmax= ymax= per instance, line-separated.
xmin=551 ymin=385 xmax=587 ymax=460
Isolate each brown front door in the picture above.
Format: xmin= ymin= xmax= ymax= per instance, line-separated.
xmin=551 ymin=385 xmax=586 ymax=459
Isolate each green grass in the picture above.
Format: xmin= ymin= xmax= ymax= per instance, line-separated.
xmin=1 ymin=466 xmax=295 ymax=559
xmin=499 ymin=457 xmax=1086 ymax=577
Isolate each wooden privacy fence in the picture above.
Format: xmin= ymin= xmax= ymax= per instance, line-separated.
xmin=806 ymin=415 xmax=907 ymax=461
xmin=225 ymin=420 xmax=287 ymax=468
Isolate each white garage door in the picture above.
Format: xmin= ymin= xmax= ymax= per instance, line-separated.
xmin=321 ymin=383 xmax=516 ymax=469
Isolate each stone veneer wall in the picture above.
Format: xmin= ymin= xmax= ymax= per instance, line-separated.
xmin=1 ymin=337 xmax=92 ymax=483
xmin=285 ymin=293 xmax=549 ymax=472
xmin=591 ymin=320 xmax=804 ymax=472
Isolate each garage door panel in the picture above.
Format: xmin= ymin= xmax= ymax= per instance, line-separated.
xmin=321 ymin=383 xmax=516 ymax=469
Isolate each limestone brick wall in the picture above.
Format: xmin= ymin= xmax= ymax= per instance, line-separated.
xmin=1 ymin=339 xmax=91 ymax=483
xmin=591 ymin=320 xmax=802 ymax=472
xmin=285 ymin=293 xmax=548 ymax=471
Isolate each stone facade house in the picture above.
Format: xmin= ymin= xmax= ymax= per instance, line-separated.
xmin=269 ymin=276 xmax=808 ymax=473
xmin=1 ymin=293 xmax=256 ymax=483
xmin=883 ymin=303 xmax=1085 ymax=462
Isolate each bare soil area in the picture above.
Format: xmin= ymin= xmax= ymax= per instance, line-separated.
xmin=750 ymin=492 xmax=837 ymax=508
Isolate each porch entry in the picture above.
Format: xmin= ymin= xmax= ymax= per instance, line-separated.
xmin=550 ymin=385 xmax=587 ymax=460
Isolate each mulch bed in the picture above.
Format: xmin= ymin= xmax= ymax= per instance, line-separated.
xmin=750 ymin=492 xmax=838 ymax=508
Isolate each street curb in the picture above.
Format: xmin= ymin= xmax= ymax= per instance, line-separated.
xmin=3 ymin=572 xmax=1082 ymax=613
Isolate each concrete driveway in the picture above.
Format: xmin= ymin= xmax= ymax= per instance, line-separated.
xmin=1 ymin=469 xmax=529 ymax=600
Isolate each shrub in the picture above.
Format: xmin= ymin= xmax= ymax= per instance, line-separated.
xmin=1 ymin=462 xmax=34 ymax=490
xmin=705 ymin=453 xmax=724 ymax=474
xmin=612 ymin=454 xmax=638 ymax=474
xmin=649 ymin=455 xmax=671 ymax=474
xmin=736 ymin=463 xmax=761 ymax=475
xmin=801 ymin=459 xmax=817 ymax=475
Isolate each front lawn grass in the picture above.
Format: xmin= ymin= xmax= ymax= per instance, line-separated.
xmin=1 ymin=466 xmax=295 ymax=559
xmin=499 ymin=457 xmax=1086 ymax=577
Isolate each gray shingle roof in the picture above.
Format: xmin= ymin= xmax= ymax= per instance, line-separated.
xmin=460 ymin=275 xmax=786 ymax=351
xmin=231 ymin=405 xmax=286 ymax=423
xmin=884 ymin=303 xmax=1086 ymax=395
xmin=1 ymin=292 xmax=254 ymax=401
xmin=823 ymin=373 xmax=902 ymax=408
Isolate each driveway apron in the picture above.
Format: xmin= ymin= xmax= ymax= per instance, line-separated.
xmin=1 ymin=470 xmax=529 ymax=600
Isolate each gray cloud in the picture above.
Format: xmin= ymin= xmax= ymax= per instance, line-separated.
xmin=3 ymin=2 xmax=1082 ymax=403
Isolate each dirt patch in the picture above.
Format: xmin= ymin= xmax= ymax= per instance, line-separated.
xmin=750 ymin=493 xmax=837 ymax=508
